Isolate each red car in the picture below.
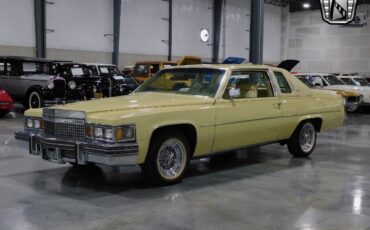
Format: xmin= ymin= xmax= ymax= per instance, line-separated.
xmin=0 ymin=89 xmax=13 ymax=117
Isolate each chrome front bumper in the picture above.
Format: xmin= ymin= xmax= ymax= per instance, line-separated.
xmin=15 ymin=131 xmax=138 ymax=166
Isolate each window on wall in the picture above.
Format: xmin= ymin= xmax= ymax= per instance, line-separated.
xmin=274 ymin=72 xmax=292 ymax=94
xmin=223 ymin=71 xmax=274 ymax=99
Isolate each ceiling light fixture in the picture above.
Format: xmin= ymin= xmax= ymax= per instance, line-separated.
xmin=303 ymin=3 xmax=310 ymax=9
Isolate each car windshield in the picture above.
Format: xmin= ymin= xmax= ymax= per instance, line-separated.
xmin=136 ymin=68 xmax=226 ymax=97
xmin=322 ymin=75 xmax=345 ymax=85
xmin=98 ymin=65 xmax=120 ymax=75
xmin=353 ymin=78 xmax=370 ymax=86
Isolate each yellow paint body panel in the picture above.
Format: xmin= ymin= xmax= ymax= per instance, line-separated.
xmin=24 ymin=65 xmax=345 ymax=164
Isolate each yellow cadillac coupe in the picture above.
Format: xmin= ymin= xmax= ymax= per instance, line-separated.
xmin=16 ymin=64 xmax=345 ymax=185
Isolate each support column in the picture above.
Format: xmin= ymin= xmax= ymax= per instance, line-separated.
xmin=249 ymin=0 xmax=264 ymax=64
xmin=212 ymin=0 xmax=223 ymax=63
xmin=112 ymin=0 xmax=121 ymax=65
xmin=168 ymin=0 xmax=173 ymax=61
xmin=34 ymin=0 xmax=46 ymax=58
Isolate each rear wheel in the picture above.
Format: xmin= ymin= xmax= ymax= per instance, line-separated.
xmin=141 ymin=130 xmax=190 ymax=185
xmin=25 ymin=90 xmax=44 ymax=109
xmin=287 ymin=121 xmax=317 ymax=157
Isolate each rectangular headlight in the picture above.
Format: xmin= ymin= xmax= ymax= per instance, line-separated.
xmin=94 ymin=127 xmax=103 ymax=138
xmin=88 ymin=125 xmax=135 ymax=142
xmin=25 ymin=117 xmax=43 ymax=130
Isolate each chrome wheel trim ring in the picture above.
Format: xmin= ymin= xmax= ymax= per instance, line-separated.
xmin=299 ymin=123 xmax=316 ymax=153
xmin=29 ymin=92 xmax=41 ymax=108
xmin=157 ymin=138 xmax=187 ymax=180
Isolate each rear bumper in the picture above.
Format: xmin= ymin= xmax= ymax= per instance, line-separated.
xmin=15 ymin=131 xmax=138 ymax=166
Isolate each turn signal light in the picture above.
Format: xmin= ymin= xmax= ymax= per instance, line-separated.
xmin=115 ymin=127 xmax=123 ymax=141
xmin=86 ymin=126 xmax=93 ymax=137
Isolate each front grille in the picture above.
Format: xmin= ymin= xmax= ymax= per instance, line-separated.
xmin=44 ymin=120 xmax=85 ymax=139
xmin=53 ymin=79 xmax=66 ymax=98
xmin=347 ymin=96 xmax=360 ymax=103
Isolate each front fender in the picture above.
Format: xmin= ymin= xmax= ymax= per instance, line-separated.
xmin=136 ymin=120 xmax=199 ymax=164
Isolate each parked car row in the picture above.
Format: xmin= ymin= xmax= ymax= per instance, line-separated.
xmin=294 ymin=73 xmax=370 ymax=112
xmin=0 ymin=56 xmax=140 ymax=109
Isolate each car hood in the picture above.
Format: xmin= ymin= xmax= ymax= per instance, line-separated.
xmin=50 ymin=92 xmax=215 ymax=115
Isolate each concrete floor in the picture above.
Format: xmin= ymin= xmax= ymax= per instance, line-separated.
xmin=1 ymin=110 xmax=370 ymax=230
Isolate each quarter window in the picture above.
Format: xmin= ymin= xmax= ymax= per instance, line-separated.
xmin=274 ymin=72 xmax=292 ymax=94
xmin=223 ymin=71 xmax=274 ymax=99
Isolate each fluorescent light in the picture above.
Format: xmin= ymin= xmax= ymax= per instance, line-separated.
xmin=303 ymin=3 xmax=310 ymax=9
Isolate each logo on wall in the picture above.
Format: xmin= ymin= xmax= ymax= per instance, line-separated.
xmin=320 ymin=0 xmax=358 ymax=24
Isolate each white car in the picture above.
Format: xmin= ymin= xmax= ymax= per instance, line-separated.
xmin=338 ymin=75 xmax=370 ymax=87
xmin=295 ymin=73 xmax=370 ymax=110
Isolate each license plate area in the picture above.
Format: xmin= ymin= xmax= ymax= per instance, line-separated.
xmin=41 ymin=147 xmax=64 ymax=164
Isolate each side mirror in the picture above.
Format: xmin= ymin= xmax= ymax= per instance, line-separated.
xmin=314 ymin=83 xmax=322 ymax=87
xmin=229 ymin=87 xmax=240 ymax=99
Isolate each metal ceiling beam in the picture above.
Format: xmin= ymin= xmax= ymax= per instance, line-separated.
xmin=212 ymin=0 xmax=223 ymax=63
xmin=112 ymin=0 xmax=121 ymax=65
xmin=34 ymin=0 xmax=46 ymax=58
xmin=249 ymin=0 xmax=264 ymax=64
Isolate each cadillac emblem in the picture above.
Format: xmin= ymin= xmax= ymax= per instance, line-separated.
xmin=320 ymin=0 xmax=358 ymax=24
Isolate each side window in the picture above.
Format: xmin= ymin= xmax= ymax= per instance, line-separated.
xmin=342 ymin=78 xmax=356 ymax=86
xmin=150 ymin=64 xmax=160 ymax=74
xmin=223 ymin=71 xmax=274 ymax=99
xmin=274 ymin=71 xmax=292 ymax=94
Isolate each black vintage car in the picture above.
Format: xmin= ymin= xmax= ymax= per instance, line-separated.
xmin=50 ymin=62 xmax=103 ymax=101
xmin=85 ymin=63 xmax=139 ymax=97
xmin=0 ymin=56 xmax=70 ymax=108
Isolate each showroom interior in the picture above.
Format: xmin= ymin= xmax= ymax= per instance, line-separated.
xmin=1 ymin=0 xmax=370 ymax=229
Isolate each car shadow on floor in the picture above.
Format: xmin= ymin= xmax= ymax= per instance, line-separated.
xmin=9 ymin=145 xmax=315 ymax=205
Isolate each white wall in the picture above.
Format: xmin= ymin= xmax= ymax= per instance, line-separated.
xmin=46 ymin=0 xmax=113 ymax=52
xmin=264 ymin=4 xmax=282 ymax=63
xmin=222 ymin=0 xmax=250 ymax=60
xmin=282 ymin=4 xmax=370 ymax=73
xmin=0 ymin=0 xmax=283 ymax=65
xmin=172 ymin=0 xmax=213 ymax=59
xmin=0 ymin=0 xmax=34 ymax=47
xmin=120 ymin=0 xmax=169 ymax=56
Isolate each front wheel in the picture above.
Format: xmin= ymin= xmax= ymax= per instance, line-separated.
xmin=141 ymin=130 xmax=190 ymax=185
xmin=287 ymin=121 xmax=317 ymax=157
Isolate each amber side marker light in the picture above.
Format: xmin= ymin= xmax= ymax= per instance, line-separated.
xmin=115 ymin=127 xmax=124 ymax=141
xmin=86 ymin=126 xmax=93 ymax=137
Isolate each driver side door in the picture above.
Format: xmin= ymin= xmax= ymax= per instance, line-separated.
xmin=212 ymin=70 xmax=283 ymax=152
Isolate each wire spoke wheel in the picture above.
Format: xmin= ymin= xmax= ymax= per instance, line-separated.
xmin=299 ymin=123 xmax=315 ymax=153
xmin=157 ymin=138 xmax=187 ymax=180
